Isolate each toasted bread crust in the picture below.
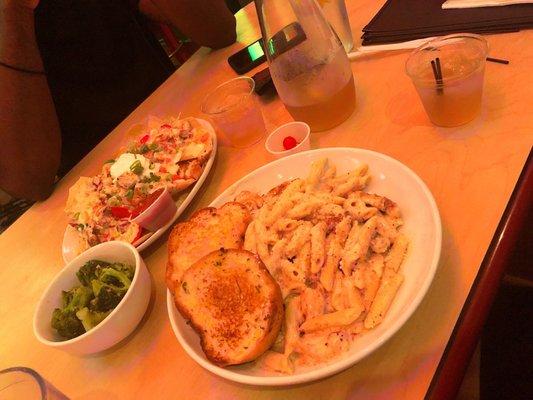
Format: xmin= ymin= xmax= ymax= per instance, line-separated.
xmin=234 ymin=190 xmax=264 ymax=216
xmin=175 ymin=249 xmax=283 ymax=366
xmin=166 ymin=202 xmax=251 ymax=292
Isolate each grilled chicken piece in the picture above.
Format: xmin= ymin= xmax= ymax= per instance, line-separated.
xmin=175 ymin=249 xmax=283 ymax=366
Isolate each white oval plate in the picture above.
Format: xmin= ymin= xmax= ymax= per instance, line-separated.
xmin=167 ymin=147 xmax=441 ymax=386
xmin=62 ymin=118 xmax=217 ymax=264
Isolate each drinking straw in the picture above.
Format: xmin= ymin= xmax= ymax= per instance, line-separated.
xmin=486 ymin=57 xmax=509 ymax=65
xmin=431 ymin=59 xmax=443 ymax=95
xmin=435 ymin=57 xmax=443 ymax=83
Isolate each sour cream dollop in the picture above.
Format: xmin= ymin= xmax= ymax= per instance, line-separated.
xmin=110 ymin=153 xmax=151 ymax=179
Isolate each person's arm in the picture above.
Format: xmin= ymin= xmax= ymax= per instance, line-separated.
xmin=0 ymin=0 xmax=61 ymax=201
xmin=139 ymin=0 xmax=237 ymax=49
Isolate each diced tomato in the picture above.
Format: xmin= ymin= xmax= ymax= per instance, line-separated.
xmin=159 ymin=166 xmax=167 ymax=173
xmin=110 ymin=206 xmax=132 ymax=219
xmin=171 ymin=174 xmax=180 ymax=181
xmin=131 ymin=188 xmax=165 ymax=217
xmin=161 ymin=124 xmax=172 ymax=129
xmin=140 ymin=134 xmax=150 ymax=144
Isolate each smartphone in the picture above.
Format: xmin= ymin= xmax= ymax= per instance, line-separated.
xmin=228 ymin=23 xmax=307 ymax=75
xmin=228 ymin=39 xmax=266 ymax=74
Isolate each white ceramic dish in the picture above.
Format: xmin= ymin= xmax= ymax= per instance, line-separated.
xmin=34 ymin=241 xmax=151 ymax=355
xmin=62 ymin=118 xmax=218 ymax=264
xmin=166 ymin=147 xmax=442 ymax=386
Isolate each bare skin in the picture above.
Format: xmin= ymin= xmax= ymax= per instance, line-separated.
xmin=0 ymin=0 xmax=236 ymax=201
xmin=0 ymin=0 xmax=60 ymax=200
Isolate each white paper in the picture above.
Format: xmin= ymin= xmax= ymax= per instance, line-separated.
xmin=442 ymin=0 xmax=532 ymax=9
xmin=348 ymin=37 xmax=437 ymax=60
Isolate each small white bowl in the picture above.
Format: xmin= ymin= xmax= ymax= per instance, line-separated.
xmin=265 ymin=121 xmax=310 ymax=158
xmin=33 ymin=242 xmax=151 ymax=355
xmin=132 ymin=187 xmax=177 ymax=232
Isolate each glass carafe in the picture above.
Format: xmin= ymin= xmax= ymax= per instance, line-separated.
xmin=255 ymin=0 xmax=356 ymax=131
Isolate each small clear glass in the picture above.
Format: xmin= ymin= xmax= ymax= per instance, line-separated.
xmin=0 ymin=367 xmax=69 ymax=399
xmin=201 ymin=77 xmax=266 ymax=148
xmin=406 ymin=33 xmax=489 ymax=127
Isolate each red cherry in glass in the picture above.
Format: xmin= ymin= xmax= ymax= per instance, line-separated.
xmin=283 ymin=136 xmax=298 ymax=150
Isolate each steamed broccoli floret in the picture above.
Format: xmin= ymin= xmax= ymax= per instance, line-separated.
xmin=61 ymin=285 xmax=94 ymax=311
xmin=109 ymin=263 xmax=135 ymax=281
xmin=98 ymin=267 xmax=132 ymax=290
xmin=52 ymin=285 xmax=94 ymax=339
xmin=51 ymin=260 xmax=134 ymax=339
xmin=76 ymin=260 xmax=111 ymax=286
xmin=51 ymin=309 xmax=85 ymax=339
xmin=90 ymin=281 xmax=125 ymax=311
xmin=76 ymin=307 xmax=111 ymax=331
xmin=89 ymin=265 xmax=133 ymax=311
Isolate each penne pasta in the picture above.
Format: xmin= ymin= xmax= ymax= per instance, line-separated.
xmin=285 ymin=222 xmax=312 ymax=257
xmin=300 ymin=306 xmax=364 ymax=333
xmin=343 ymin=195 xmax=378 ymax=222
xmin=310 ymin=222 xmax=327 ymax=274
xmin=243 ymin=220 xmax=257 ymax=253
xmin=342 ymin=222 xmax=362 ymax=275
xmin=343 ymin=277 xmax=365 ymax=311
xmin=361 ymin=263 xmax=380 ymax=311
xmin=300 ymin=287 xmax=326 ymax=320
xmin=335 ymin=215 xmax=353 ymax=245
xmin=264 ymin=179 xmax=304 ymax=225
xmin=356 ymin=216 xmax=378 ymax=261
xmin=286 ymin=197 xmax=324 ymax=220
xmin=332 ymin=175 xmax=360 ymax=197
xmin=274 ymin=218 xmax=301 ymax=232
xmin=260 ymin=351 xmax=294 ymax=374
xmin=256 ymin=236 xmax=270 ymax=266
xmin=284 ymin=295 xmax=304 ymax=356
xmin=368 ymin=253 xmax=384 ymax=278
xmin=255 ymin=219 xmax=279 ymax=245
xmin=364 ymin=273 xmax=404 ymax=329
xmin=269 ymin=238 xmax=288 ymax=269
xmin=229 ymin=157 xmax=410 ymax=373
xmin=320 ymin=235 xmax=342 ymax=291
xmin=296 ymin=241 xmax=312 ymax=277
xmin=331 ymin=270 xmax=346 ymax=311
xmin=306 ymin=158 xmax=328 ymax=191
xmin=321 ymin=163 xmax=337 ymax=181
xmin=385 ymin=234 xmax=409 ymax=272
xmin=351 ymin=264 xmax=366 ymax=289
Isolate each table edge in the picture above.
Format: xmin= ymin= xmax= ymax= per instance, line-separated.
xmin=425 ymin=147 xmax=533 ymax=400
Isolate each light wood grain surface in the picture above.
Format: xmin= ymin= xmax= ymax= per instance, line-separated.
xmin=1 ymin=1 xmax=532 ymax=399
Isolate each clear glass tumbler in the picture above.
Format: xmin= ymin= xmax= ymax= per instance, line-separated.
xmin=406 ymin=33 xmax=489 ymax=127
xmin=201 ymin=76 xmax=266 ymax=148
xmin=0 ymin=367 xmax=69 ymax=399
xmin=255 ymin=0 xmax=356 ymax=132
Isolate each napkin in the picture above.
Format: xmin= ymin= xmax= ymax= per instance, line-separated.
xmin=347 ymin=37 xmax=437 ymax=60
xmin=362 ymin=0 xmax=533 ymax=45
xmin=442 ymin=0 xmax=533 ymax=9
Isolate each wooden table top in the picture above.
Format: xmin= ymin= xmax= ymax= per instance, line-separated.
xmin=1 ymin=1 xmax=532 ymax=399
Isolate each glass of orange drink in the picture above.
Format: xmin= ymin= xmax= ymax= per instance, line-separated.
xmin=406 ymin=34 xmax=489 ymax=127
